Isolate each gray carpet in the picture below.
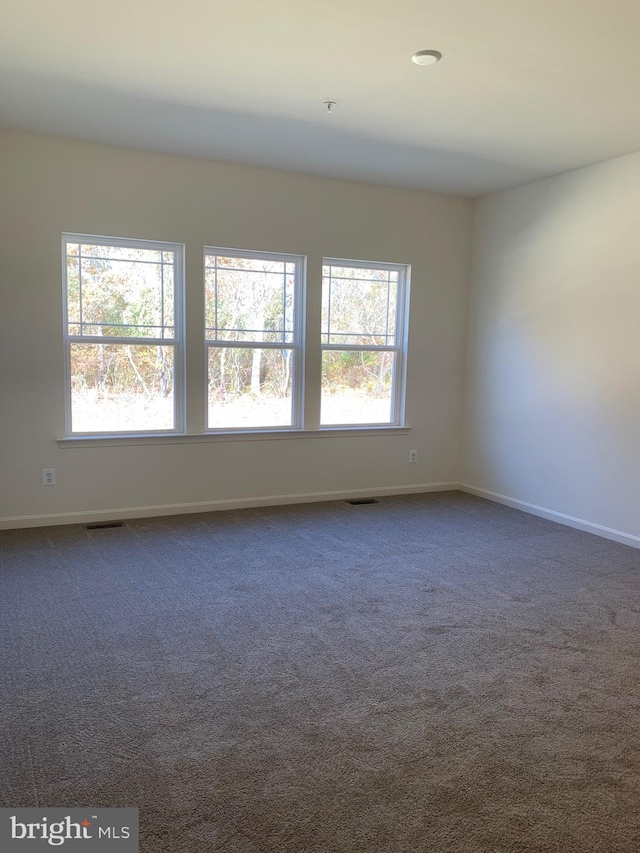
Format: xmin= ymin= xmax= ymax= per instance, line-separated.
xmin=2 ymin=491 xmax=640 ymax=852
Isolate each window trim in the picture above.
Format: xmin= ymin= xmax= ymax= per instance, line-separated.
xmin=62 ymin=233 xmax=186 ymax=437
xmin=59 ymin=240 xmax=412 ymax=442
xmin=203 ymin=245 xmax=306 ymax=432
xmin=56 ymin=426 xmax=411 ymax=448
xmin=320 ymin=257 xmax=410 ymax=428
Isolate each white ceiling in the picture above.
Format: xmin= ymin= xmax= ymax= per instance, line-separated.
xmin=2 ymin=0 xmax=640 ymax=196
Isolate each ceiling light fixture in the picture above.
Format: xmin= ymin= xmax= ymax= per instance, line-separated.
xmin=411 ymin=50 xmax=442 ymax=66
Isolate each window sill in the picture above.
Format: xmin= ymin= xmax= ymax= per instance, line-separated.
xmin=57 ymin=426 xmax=412 ymax=448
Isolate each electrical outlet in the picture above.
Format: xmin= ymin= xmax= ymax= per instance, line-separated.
xmin=42 ymin=468 xmax=56 ymax=486
xmin=409 ymin=450 xmax=418 ymax=464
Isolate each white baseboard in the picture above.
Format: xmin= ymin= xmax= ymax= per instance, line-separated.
xmin=3 ymin=482 xmax=639 ymax=549
xmin=0 ymin=482 xmax=459 ymax=530
xmin=460 ymin=483 xmax=640 ymax=550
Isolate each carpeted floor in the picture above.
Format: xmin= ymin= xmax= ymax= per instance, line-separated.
xmin=2 ymin=491 xmax=640 ymax=852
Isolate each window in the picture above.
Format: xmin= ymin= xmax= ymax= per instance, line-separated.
xmin=321 ymin=259 xmax=409 ymax=426
xmin=204 ymin=248 xmax=305 ymax=430
xmin=62 ymin=239 xmax=410 ymax=439
xmin=63 ymin=234 xmax=184 ymax=435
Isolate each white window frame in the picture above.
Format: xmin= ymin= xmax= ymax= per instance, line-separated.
xmin=62 ymin=233 xmax=186 ymax=436
xmin=320 ymin=257 xmax=410 ymax=428
xmin=203 ymin=246 xmax=306 ymax=433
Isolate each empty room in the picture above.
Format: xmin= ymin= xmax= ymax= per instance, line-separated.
xmin=1 ymin=0 xmax=640 ymax=850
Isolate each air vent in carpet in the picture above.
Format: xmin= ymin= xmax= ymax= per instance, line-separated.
xmin=346 ymin=498 xmax=380 ymax=506
xmin=85 ymin=521 xmax=125 ymax=530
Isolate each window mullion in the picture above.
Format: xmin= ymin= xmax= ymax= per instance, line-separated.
xmin=67 ymin=335 xmax=172 ymax=346
xmin=321 ymin=344 xmax=398 ymax=353
xmin=78 ymin=247 xmax=83 ymax=336
xmin=205 ymin=340 xmax=295 ymax=350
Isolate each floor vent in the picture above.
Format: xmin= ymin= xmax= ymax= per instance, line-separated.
xmin=85 ymin=521 xmax=125 ymax=530
xmin=346 ymin=498 xmax=380 ymax=506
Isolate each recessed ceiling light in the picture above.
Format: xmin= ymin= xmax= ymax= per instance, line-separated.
xmin=411 ymin=50 xmax=442 ymax=66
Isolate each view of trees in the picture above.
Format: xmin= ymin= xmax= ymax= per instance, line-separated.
xmin=66 ymin=242 xmax=176 ymax=432
xmin=65 ymin=242 xmax=402 ymax=433
xmin=205 ymin=254 xmax=295 ymax=428
xmin=320 ymin=264 xmax=398 ymax=424
xmin=321 ymin=350 xmax=395 ymax=424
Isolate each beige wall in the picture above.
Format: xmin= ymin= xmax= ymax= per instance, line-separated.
xmin=464 ymin=151 xmax=640 ymax=542
xmin=0 ymin=129 xmax=472 ymax=526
